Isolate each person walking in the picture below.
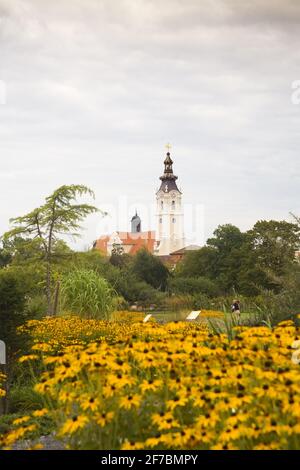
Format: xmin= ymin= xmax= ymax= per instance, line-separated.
xmin=231 ymin=299 xmax=241 ymax=316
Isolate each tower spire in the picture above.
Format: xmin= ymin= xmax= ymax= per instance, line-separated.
xmin=131 ymin=211 xmax=141 ymax=233
xmin=158 ymin=145 xmax=180 ymax=192
xmin=155 ymin=145 xmax=185 ymax=255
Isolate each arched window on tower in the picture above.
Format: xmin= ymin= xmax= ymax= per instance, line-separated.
xmin=172 ymin=200 xmax=175 ymax=210
xmin=161 ymin=201 xmax=164 ymax=210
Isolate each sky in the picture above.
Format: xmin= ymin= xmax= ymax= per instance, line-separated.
xmin=0 ymin=0 xmax=299 ymax=249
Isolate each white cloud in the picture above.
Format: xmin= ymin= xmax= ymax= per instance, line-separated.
xmin=0 ymin=0 xmax=299 ymax=248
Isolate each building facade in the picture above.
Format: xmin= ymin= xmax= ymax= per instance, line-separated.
xmin=155 ymin=151 xmax=185 ymax=256
xmin=94 ymin=149 xmax=186 ymax=258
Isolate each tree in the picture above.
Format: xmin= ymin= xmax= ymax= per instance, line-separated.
xmin=175 ymin=247 xmax=218 ymax=279
xmin=131 ymin=249 xmax=170 ymax=291
xmin=0 ymin=269 xmax=28 ymax=353
xmin=0 ymin=268 xmax=31 ymax=412
xmin=248 ymin=220 xmax=300 ymax=276
xmin=107 ymin=268 xmax=165 ymax=304
xmin=3 ymin=185 xmax=99 ymax=315
xmin=291 ymin=213 xmax=300 ymax=228
xmin=0 ymin=246 xmax=11 ymax=268
xmin=206 ymin=224 xmax=247 ymax=291
xmin=169 ymin=276 xmax=220 ymax=297
xmin=1 ymin=236 xmax=45 ymax=266
xmin=110 ymin=245 xmax=132 ymax=268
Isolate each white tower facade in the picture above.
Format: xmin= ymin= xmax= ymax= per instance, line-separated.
xmin=156 ymin=150 xmax=185 ymax=256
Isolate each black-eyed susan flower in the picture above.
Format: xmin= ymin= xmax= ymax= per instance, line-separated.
xmin=59 ymin=415 xmax=88 ymax=435
xmin=119 ymin=394 xmax=141 ymax=410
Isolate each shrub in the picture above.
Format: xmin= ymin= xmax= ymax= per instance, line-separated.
xmin=25 ymin=295 xmax=48 ymax=319
xmin=131 ymin=250 xmax=170 ymax=291
xmin=106 ymin=269 xmax=166 ymax=305
xmin=169 ymin=276 xmax=220 ymax=297
xmin=0 ymin=268 xmax=31 ymax=365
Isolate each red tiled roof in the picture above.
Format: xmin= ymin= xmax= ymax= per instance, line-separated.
xmin=94 ymin=231 xmax=156 ymax=255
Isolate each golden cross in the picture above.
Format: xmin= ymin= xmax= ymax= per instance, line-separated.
xmin=165 ymin=143 xmax=172 ymax=152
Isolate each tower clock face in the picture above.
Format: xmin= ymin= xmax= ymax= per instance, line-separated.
xmin=171 ymin=192 xmax=176 ymax=198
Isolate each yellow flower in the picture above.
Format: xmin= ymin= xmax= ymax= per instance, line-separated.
xmin=59 ymin=415 xmax=88 ymax=435
xmin=254 ymin=442 xmax=280 ymax=450
xmin=119 ymin=394 xmax=141 ymax=410
xmin=3 ymin=425 xmax=35 ymax=446
xmin=144 ymin=435 xmax=164 ymax=448
xmin=32 ymin=343 xmax=52 ymax=352
xmin=14 ymin=314 xmax=300 ymax=451
xmin=58 ymin=390 xmax=76 ymax=403
xmin=19 ymin=354 xmax=39 ymax=363
xmin=121 ymin=440 xmax=144 ymax=450
xmin=166 ymin=391 xmax=188 ymax=410
xmin=32 ymin=408 xmax=48 ymax=418
xmin=140 ymin=379 xmax=163 ymax=393
xmin=80 ymin=396 xmax=101 ymax=412
xmin=106 ymin=373 xmax=136 ymax=389
xmin=13 ymin=416 xmax=31 ymax=426
xmin=28 ymin=443 xmax=44 ymax=450
xmin=152 ymin=411 xmax=180 ymax=430
xmin=211 ymin=443 xmax=239 ymax=450
xmin=95 ymin=411 xmax=114 ymax=427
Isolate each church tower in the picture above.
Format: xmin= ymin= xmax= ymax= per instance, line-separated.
xmin=131 ymin=211 xmax=141 ymax=233
xmin=156 ymin=147 xmax=185 ymax=256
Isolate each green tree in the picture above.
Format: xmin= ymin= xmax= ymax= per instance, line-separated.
xmin=0 ymin=269 xmax=28 ymax=354
xmin=1 ymin=236 xmax=44 ymax=265
xmin=0 ymin=246 xmax=11 ymax=268
xmin=131 ymin=249 xmax=170 ymax=291
xmin=175 ymin=246 xmax=217 ymax=279
xmin=248 ymin=220 xmax=300 ymax=276
xmin=291 ymin=213 xmax=300 ymax=228
xmin=109 ymin=245 xmax=132 ymax=268
xmin=206 ymin=224 xmax=246 ymax=291
xmin=3 ymin=185 xmax=99 ymax=315
xmin=0 ymin=268 xmax=32 ymax=412
xmin=169 ymin=276 xmax=219 ymax=297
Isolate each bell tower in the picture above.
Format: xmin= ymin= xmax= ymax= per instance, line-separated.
xmin=131 ymin=211 xmax=141 ymax=233
xmin=156 ymin=146 xmax=185 ymax=256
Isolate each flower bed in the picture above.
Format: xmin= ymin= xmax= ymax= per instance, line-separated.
xmin=2 ymin=316 xmax=300 ymax=450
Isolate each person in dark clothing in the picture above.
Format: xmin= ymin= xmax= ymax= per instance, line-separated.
xmin=231 ymin=299 xmax=241 ymax=315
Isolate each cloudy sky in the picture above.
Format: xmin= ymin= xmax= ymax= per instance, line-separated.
xmin=0 ymin=0 xmax=299 ymax=249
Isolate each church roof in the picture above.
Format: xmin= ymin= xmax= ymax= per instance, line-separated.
xmin=170 ymin=245 xmax=201 ymax=255
xmin=158 ymin=151 xmax=181 ymax=193
xmin=131 ymin=211 xmax=141 ymax=222
xmin=159 ymin=179 xmax=180 ymax=193
xmin=94 ymin=231 xmax=156 ymax=256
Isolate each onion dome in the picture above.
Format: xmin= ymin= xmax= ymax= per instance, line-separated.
xmin=158 ymin=151 xmax=180 ymax=193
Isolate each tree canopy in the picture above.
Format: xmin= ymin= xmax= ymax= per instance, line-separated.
xmin=3 ymin=185 xmax=100 ymax=314
xmin=176 ymin=220 xmax=300 ymax=296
